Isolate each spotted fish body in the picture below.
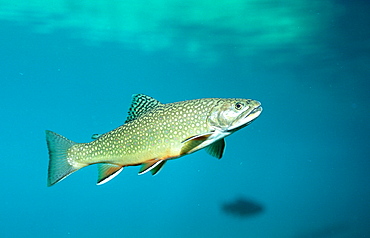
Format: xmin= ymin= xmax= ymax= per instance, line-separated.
xmin=46 ymin=94 xmax=262 ymax=186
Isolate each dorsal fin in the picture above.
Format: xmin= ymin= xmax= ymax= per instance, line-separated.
xmin=125 ymin=94 xmax=162 ymax=123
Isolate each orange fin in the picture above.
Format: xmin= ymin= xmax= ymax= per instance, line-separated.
xmin=205 ymin=139 xmax=225 ymax=159
xmin=180 ymin=133 xmax=213 ymax=155
xmin=138 ymin=160 xmax=165 ymax=175
xmin=97 ymin=164 xmax=123 ymax=185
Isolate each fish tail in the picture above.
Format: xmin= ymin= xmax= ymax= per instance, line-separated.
xmin=46 ymin=130 xmax=78 ymax=186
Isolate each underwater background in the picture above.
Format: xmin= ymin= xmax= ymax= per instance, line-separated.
xmin=0 ymin=0 xmax=369 ymax=237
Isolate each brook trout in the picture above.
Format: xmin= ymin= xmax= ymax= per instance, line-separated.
xmin=46 ymin=94 xmax=262 ymax=186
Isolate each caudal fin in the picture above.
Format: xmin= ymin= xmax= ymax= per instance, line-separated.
xmin=46 ymin=130 xmax=78 ymax=186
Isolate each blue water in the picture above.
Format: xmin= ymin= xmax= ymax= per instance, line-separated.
xmin=0 ymin=1 xmax=369 ymax=237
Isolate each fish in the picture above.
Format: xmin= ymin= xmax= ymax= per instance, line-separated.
xmin=46 ymin=94 xmax=262 ymax=186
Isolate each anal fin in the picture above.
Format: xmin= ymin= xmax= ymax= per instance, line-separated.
xmin=97 ymin=164 xmax=123 ymax=185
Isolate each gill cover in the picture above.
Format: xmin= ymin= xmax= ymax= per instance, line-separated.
xmin=208 ymin=99 xmax=253 ymax=131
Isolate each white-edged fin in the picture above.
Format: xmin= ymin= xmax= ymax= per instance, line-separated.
xmin=97 ymin=164 xmax=123 ymax=185
xmin=46 ymin=130 xmax=81 ymax=187
xmin=205 ymin=139 xmax=225 ymax=159
xmin=150 ymin=160 xmax=166 ymax=175
xmin=138 ymin=160 xmax=164 ymax=175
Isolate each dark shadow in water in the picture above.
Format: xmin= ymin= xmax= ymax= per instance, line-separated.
xmin=221 ymin=197 xmax=264 ymax=218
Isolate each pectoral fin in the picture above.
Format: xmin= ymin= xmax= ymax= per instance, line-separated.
xmin=139 ymin=160 xmax=166 ymax=175
xmin=97 ymin=164 xmax=123 ymax=185
xmin=180 ymin=133 xmax=213 ymax=155
xmin=205 ymin=139 xmax=225 ymax=159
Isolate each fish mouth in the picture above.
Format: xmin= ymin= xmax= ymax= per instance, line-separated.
xmin=245 ymin=105 xmax=262 ymax=122
xmin=228 ymin=104 xmax=262 ymax=132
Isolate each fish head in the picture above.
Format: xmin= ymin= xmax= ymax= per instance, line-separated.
xmin=208 ymin=98 xmax=262 ymax=132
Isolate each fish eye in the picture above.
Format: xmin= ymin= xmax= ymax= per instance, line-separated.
xmin=235 ymin=102 xmax=244 ymax=110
